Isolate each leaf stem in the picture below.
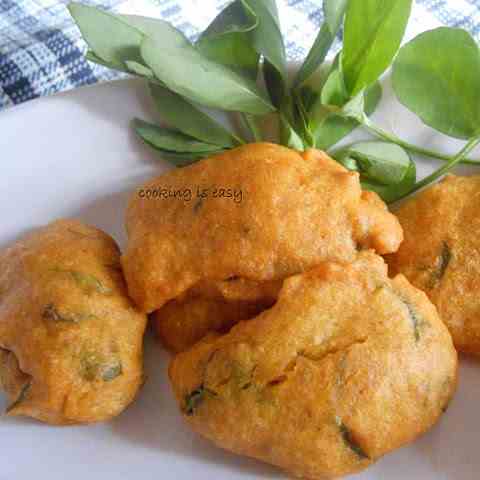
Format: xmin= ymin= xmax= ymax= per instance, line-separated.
xmin=241 ymin=113 xmax=263 ymax=142
xmin=399 ymin=136 xmax=480 ymax=200
xmin=361 ymin=116 xmax=480 ymax=166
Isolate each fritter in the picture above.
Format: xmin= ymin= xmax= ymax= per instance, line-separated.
xmin=123 ymin=143 xmax=403 ymax=317
xmin=387 ymin=174 xmax=480 ymax=355
xmin=154 ymin=278 xmax=280 ymax=352
xmin=169 ymin=251 xmax=457 ymax=479
xmin=0 ymin=219 xmax=147 ymax=424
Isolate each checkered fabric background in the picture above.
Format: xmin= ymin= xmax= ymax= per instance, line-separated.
xmin=0 ymin=0 xmax=478 ymax=110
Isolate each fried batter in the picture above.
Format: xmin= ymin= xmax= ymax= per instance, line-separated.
xmin=154 ymin=277 xmax=280 ymax=352
xmin=169 ymin=252 xmax=457 ymax=479
xmin=387 ymin=175 xmax=480 ymax=355
xmin=0 ymin=219 xmax=147 ymax=424
xmin=123 ymin=143 xmax=403 ymax=318
xmin=154 ymin=297 xmax=273 ymax=353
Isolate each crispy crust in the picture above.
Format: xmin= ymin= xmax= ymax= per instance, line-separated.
xmin=169 ymin=251 xmax=457 ymax=479
xmin=387 ymin=175 xmax=480 ymax=355
xmin=0 ymin=219 xmax=147 ymax=424
xmin=154 ymin=277 xmax=280 ymax=352
xmin=122 ymin=143 xmax=403 ymax=313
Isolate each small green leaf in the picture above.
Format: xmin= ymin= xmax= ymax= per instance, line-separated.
xmin=313 ymin=82 xmax=382 ymax=150
xmin=361 ymin=157 xmax=416 ymax=204
xmin=80 ymin=352 xmax=101 ymax=382
xmin=324 ymin=0 xmax=349 ymax=34
xmin=244 ymin=0 xmax=287 ymax=82
xmin=184 ymin=385 xmax=217 ymax=415
xmin=71 ymin=271 xmax=111 ymax=294
xmin=427 ymin=242 xmax=452 ymax=288
xmin=279 ymin=115 xmax=304 ymax=150
xmin=340 ymin=91 xmax=366 ymax=122
xmin=437 ymin=242 xmax=452 ymax=281
xmin=263 ymin=59 xmax=286 ymax=109
xmin=118 ymin=14 xmax=187 ymax=41
xmin=250 ymin=0 xmax=290 ymax=124
xmin=196 ymin=0 xmax=259 ymax=79
xmin=400 ymin=297 xmax=424 ymax=342
xmin=69 ymin=5 xmax=187 ymax=70
xmin=86 ymin=50 xmax=155 ymax=79
xmin=292 ymin=90 xmax=315 ymax=147
xmin=124 ymin=60 xmax=154 ymax=78
xmin=342 ymin=0 xmax=413 ymax=95
xmin=6 ymin=381 xmax=31 ymax=414
xmin=42 ymin=304 xmax=96 ymax=323
xmin=294 ymin=0 xmax=348 ymax=87
xmin=149 ymin=84 xmax=240 ymax=148
xmin=140 ymin=35 xmax=273 ymax=115
xmin=85 ymin=50 xmax=128 ymax=72
xmin=69 ymin=3 xmax=144 ymax=69
xmin=393 ymin=27 xmax=480 ymax=139
xmin=102 ymin=362 xmax=123 ymax=382
xmin=133 ymin=119 xmax=221 ymax=153
xmin=150 ymin=149 xmax=224 ymax=167
xmin=336 ymin=416 xmax=369 ymax=460
xmin=51 ymin=268 xmax=111 ymax=295
xmin=334 ymin=141 xmax=411 ymax=185
xmin=80 ymin=351 xmax=123 ymax=383
xmin=320 ymin=54 xmax=349 ymax=108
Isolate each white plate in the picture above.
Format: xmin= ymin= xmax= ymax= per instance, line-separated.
xmin=0 ymin=75 xmax=479 ymax=480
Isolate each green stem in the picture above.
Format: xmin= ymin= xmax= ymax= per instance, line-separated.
xmin=399 ymin=136 xmax=480 ymax=201
xmin=241 ymin=113 xmax=263 ymax=142
xmin=361 ymin=116 xmax=480 ymax=166
xmin=231 ymin=132 xmax=247 ymax=145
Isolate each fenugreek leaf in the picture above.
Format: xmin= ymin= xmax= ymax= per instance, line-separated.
xmin=437 ymin=242 xmax=452 ymax=281
xmin=361 ymin=157 xmax=416 ymax=204
xmin=149 ymin=149 xmax=224 ymax=167
xmin=320 ymin=54 xmax=349 ymax=108
xmin=336 ymin=417 xmax=369 ymax=460
xmin=124 ymin=60 xmax=155 ymax=78
xmin=196 ymin=0 xmax=259 ymax=79
xmin=140 ymin=35 xmax=274 ymax=115
xmin=244 ymin=0 xmax=287 ymax=82
xmin=69 ymin=4 xmax=187 ymax=70
xmin=184 ymin=385 xmax=218 ymax=415
xmin=280 ymin=114 xmax=305 ymax=150
xmin=393 ymin=27 xmax=480 ymax=139
xmin=399 ymin=297 xmax=425 ymax=342
xmin=184 ymin=386 xmax=206 ymax=415
xmin=102 ymin=362 xmax=123 ymax=382
xmin=312 ymin=82 xmax=382 ymax=150
xmin=427 ymin=242 xmax=452 ymax=288
xmin=6 ymin=381 xmax=31 ymax=414
xmin=71 ymin=271 xmax=111 ymax=294
xmin=42 ymin=304 xmax=96 ymax=323
xmin=133 ymin=119 xmax=222 ymax=153
xmin=294 ymin=0 xmax=348 ymax=87
xmin=342 ymin=0 xmax=413 ymax=95
xmin=52 ymin=268 xmax=111 ymax=295
xmin=334 ymin=141 xmax=410 ymax=185
xmin=324 ymin=0 xmax=349 ymax=34
xmin=69 ymin=3 xmax=144 ymax=69
xmin=148 ymin=84 xmax=241 ymax=148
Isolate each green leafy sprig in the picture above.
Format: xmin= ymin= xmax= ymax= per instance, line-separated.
xmin=69 ymin=0 xmax=480 ymax=203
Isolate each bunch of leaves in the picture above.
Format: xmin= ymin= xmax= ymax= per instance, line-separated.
xmin=69 ymin=0 xmax=480 ymax=203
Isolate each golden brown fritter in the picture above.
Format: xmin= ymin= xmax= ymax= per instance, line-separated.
xmin=154 ymin=297 xmax=271 ymax=353
xmin=0 ymin=219 xmax=147 ymax=425
xmin=122 ymin=143 xmax=403 ymax=314
xmin=154 ymin=277 xmax=280 ymax=352
xmin=387 ymin=175 xmax=480 ymax=355
xmin=169 ymin=252 xmax=457 ymax=479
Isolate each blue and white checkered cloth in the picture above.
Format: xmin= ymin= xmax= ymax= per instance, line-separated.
xmin=0 ymin=0 xmax=479 ymax=110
